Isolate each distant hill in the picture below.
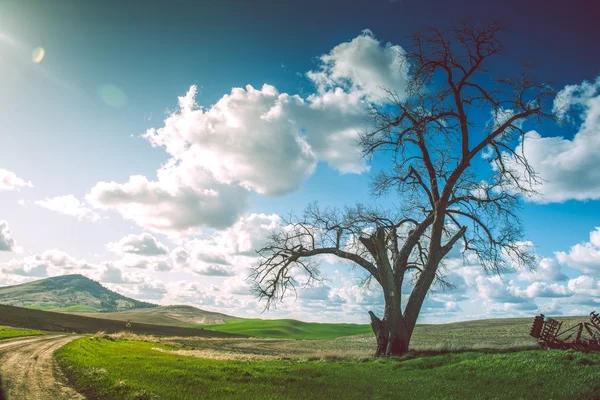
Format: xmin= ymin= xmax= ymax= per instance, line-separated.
xmin=68 ymin=305 xmax=238 ymax=326
xmin=0 ymin=274 xmax=157 ymax=312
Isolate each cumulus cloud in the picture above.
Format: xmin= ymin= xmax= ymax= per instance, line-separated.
xmin=567 ymin=275 xmax=600 ymax=297
xmin=476 ymin=275 xmax=530 ymax=304
xmin=175 ymin=213 xmax=281 ymax=273
xmin=193 ymin=265 xmax=234 ymax=277
xmin=555 ymin=227 xmax=600 ymax=276
xmin=36 ymin=195 xmax=101 ymax=222
xmin=108 ymin=277 xmax=167 ymax=301
xmin=0 ymin=169 xmax=32 ymax=191
xmin=87 ymin=162 xmax=249 ymax=235
xmin=307 ymin=29 xmax=408 ymax=104
xmin=143 ymin=84 xmax=318 ymax=196
xmin=510 ymin=77 xmax=600 ymax=203
xmin=107 ymin=233 xmax=169 ymax=256
xmin=518 ymin=257 xmax=568 ymax=282
xmin=112 ymin=256 xmax=172 ymax=272
xmin=523 ymin=282 xmax=571 ymax=298
xmin=0 ymin=221 xmax=18 ymax=252
xmin=88 ymin=32 xmax=408 ymax=235
xmin=0 ymin=249 xmax=95 ymax=277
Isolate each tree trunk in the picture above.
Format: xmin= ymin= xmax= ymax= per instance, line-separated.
xmin=369 ymin=310 xmax=410 ymax=357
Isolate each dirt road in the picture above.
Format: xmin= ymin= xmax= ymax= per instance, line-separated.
xmin=0 ymin=335 xmax=84 ymax=400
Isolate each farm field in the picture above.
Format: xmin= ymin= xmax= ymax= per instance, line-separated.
xmin=0 ymin=304 xmax=245 ymax=338
xmin=55 ymin=335 xmax=600 ymax=400
xmin=0 ymin=325 xmax=43 ymax=340
xmin=200 ymin=315 xmax=590 ymax=351
xmin=199 ymin=318 xmax=372 ymax=339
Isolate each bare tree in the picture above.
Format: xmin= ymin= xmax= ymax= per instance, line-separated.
xmin=251 ymin=23 xmax=555 ymax=356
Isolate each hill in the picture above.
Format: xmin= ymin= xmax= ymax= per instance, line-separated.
xmin=0 ymin=304 xmax=245 ymax=338
xmin=69 ymin=305 xmax=237 ymax=327
xmin=200 ymin=318 xmax=372 ymax=339
xmin=0 ymin=274 xmax=157 ymax=312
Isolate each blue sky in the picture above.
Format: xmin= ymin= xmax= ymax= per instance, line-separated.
xmin=1 ymin=0 xmax=600 ymax=323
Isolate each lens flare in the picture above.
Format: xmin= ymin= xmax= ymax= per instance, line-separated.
xmin=32 ymin=47 xmax=45 ymax=63
xmin=97 ymin=84 xmax=128 ymax=107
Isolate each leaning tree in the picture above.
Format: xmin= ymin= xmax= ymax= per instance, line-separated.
xmin=251 ymin=23 xmax=555 ymax=356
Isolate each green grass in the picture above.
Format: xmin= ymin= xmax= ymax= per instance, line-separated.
xmin=24 ymin=304 xmax=57 ymax=311
xmin=0 ymin=324 xmax=43 ymax=340
xmin=56 ymin=337 xmax=600 ymax=400
xmin=198 ymin=319 xmax=372 ymax=339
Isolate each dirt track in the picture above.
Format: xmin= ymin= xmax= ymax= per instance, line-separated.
xmin=0 ymin=335 xmax=84 ymax=400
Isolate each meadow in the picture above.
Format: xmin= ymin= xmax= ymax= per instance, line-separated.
xmin=55 ymin=335 xmax=600 ymax=400
xmin=0 ymin=325 xmax=43 ymax=340
xmin=199 ymin=319 xmax=372 ymax=339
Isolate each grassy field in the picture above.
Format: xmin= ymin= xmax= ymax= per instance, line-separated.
xmin=0 ymin=325 xmax=43 ymax=340
xmin=200 ymin=315 xmax=590 ymax=347
xmin=55 ymin=336 xmax=600 ymax=400
xmin=200 ymin=319 xmax=372 ymax=339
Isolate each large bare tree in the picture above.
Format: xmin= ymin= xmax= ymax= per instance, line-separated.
xmin=251 ymin=23 xmax=554 ymax=356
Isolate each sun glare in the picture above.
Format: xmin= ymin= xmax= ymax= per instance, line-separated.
xmin=31 ymin=47 xmax=45 ymax=63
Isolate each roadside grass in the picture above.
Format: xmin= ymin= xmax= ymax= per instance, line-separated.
xmin=56 ymin=337 xmax=600 ymax=400
xmin=199 ymin=319 xmax=372 ymax=339
xmin=0 ymin=325 xmax=43 ymax=340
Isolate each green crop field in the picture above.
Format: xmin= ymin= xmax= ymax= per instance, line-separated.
xmin=199 ymin=319 xmax=372 ymax=339
xmin=55 ymin=337 xmax=600 ymax=400
xmin=0 ymin=325 xmax=43 ymax=340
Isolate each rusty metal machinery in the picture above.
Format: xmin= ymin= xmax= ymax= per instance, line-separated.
xmin=530 ymin=311 xmax=600 ymax=351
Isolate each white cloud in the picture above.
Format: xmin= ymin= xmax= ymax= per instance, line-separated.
xmin=511 ymin=77 xmax=600 ymax=203
xmin=36 ymin=195 xmax=101 ymax=222
xmin=107 ymin=233 xmax=169 ymax=256
xmin=475 ymin=275 xmax=531 ymax=304
xmin=174 ymin=213 xmax=281 ymax=273
xmin=87 ymin=163 xmax=249 ymax=235
xmin=0 ymin=221 xmax=19 ymax=252
xmin=112 ymin=256 xmax=172 ymax=272
xmin=307 ymin=29 xmax=408 ymax=104
xmin=193 ymin=265 xmax=234 ymax=277
xmin=567 ymin=275 xmax=600 ymax=297
xmin=0 ymin=169 xmax=32 ymax=191
xmin=523 ymin=282 xmax=571 ymax=298
xmin=0 ymin=249 xmax=95 ymax=277
xmin=143 ymin=84 xmax=318 ymax=196
xmin=518 ymin=257 xmax=568 ymax=282
xmin=90 ymin=32 xmax=408 ymax=235
xmin=108 ymin=277 xmax=167 ymax=301
xmin=556 ymin=227 xmax=600 ymax=276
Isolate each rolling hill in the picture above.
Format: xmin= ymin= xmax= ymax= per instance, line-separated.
xmin=199 ymin=318 xmax=372 ymax=339
xmin=0 ymin=304 xmax=245 ymax=338
xmin=70 ymin=305 xmax=238 ymax=327
xmin=0 ymin=274 xmax=157 ymax=312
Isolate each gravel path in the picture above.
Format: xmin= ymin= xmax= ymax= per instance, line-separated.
xmin=0 ymin=335 xmax=84 ymax=400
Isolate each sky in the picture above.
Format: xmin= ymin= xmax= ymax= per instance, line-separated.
xmin=1 ymin=0 xmax=600 ymax=323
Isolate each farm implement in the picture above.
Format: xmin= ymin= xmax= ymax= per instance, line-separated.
xmin=530 ymin=311 xmax=600 ymax=351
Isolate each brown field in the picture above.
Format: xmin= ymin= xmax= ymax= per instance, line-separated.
xmin=0 ymin=304 xmax=245 ymax=338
